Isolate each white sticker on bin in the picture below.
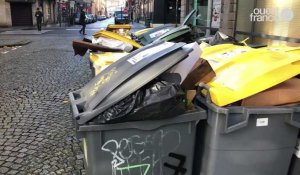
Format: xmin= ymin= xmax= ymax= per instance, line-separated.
xmin=256 ymin=118 xmax=268 ymax=127
xmin=127 ymin=42 xmax=174 ymax=65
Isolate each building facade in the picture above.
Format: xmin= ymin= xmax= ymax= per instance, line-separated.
xmin=128 ymin=0 xmax=300 ymax=46
xmin=0 ymin=0 xmax=57 ymax=27
xmin=0 ymin=0 xmax=91 ymax=27
xmin=129 ymin=0 xmax=181 ymax=26
xmin=106 ymin=0 xmax=125 ymax=17
xmin=235 ymin=0 xmax=300 ymax=46
xmin=92 ymin=0 xmax=106 ymax=16
xmin=183 ymin=0 xmax=300 ymax=46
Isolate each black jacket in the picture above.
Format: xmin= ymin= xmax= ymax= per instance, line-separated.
xmin=35 ymin=11 xmax=43 ymax=22
xmin=79 ymin=11 xmax=86 ymax=25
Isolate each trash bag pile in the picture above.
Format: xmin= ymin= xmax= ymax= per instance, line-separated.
xmin=70 ymin=39 xmax=214 ymax=124
xmin=70 ymin=9 xmax=300 ymax=125
xmin=92 ymin=77 xmax=186 ymax=124
xmin=69 ymin=13 xmax=300 ymax=175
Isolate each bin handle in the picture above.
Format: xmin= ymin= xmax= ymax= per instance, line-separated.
xmin=197 ymin=84 xmax=300 ymax=132
xmin=197 ymin=83 xmax=250 ymax=134
xmin=223 ymin=109 xmax=250 ymax=134
xmin=285 ymin=109 xmax=300 ymax=128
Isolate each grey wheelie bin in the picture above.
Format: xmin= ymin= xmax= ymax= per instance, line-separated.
xmin=288 ymin=138 xmax=300 ymax=175
xmin=194 ymin=84 xmax=300 ymax=175
xmin=73 ymin=110 xmax=206 ymax=175
xmin=68 ymin=41 xmax=206 ymax=175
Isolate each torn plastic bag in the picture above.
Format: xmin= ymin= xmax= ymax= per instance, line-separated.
xmin=92 ymin=36 xmax=133 ymax=52
xmin=208 ymin=31 xmax=243 ymax=46
xmin=91 ymin=78 xmax=185 ymax=124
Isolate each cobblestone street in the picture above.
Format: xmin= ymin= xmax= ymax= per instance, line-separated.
xmin=0 ymin=35 xmax=91 ymax=174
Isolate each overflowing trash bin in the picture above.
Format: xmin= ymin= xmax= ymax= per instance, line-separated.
xmin=134 ymin=24 xmax=175 ymax=46
xmin=76 ymin=110 xmax=205 ymax=175
xmin=194 ymin=84 xmax=300 ymax=175
xmin=106 ymin=24 xmax=131 ymax=37
xmin=69 ymin=40 xmax=206 ymax=175
xmin=189 ymin=32 xmax=300 ymax=175
xmin=72 ymin=10 xmax=204 ymax=79
xmin=70 ymin=29 xmax=300 ymax=175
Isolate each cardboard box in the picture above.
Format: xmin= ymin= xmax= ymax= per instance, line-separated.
xmin=242 ymin=78 xmax=300 ymax=107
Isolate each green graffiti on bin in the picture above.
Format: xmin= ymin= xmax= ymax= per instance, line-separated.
xmin=116 ymin=164 xmax=151 ymax=175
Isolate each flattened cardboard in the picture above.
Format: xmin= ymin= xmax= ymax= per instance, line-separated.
xmin=181 ymin=59 xmax=215 ymax=90
xmin=242 ymin=78 xmax=300 ymax=107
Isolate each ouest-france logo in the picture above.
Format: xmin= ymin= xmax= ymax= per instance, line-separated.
xmin=250 ymin=8 xmax=294 ymax=22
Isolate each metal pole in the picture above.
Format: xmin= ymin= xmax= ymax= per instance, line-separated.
xmin=175 ymin=0 xmax=178 ymax=27
xmin=193 ymin=0 xmax=197 ymax=26
xmin=105 ymin=0 xmax=107 ymax=17
xmin=148 ymin=0 xmax=149 ymax=18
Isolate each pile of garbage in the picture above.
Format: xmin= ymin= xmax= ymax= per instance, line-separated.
xmin=200 ymin=32 xmax=300 ymax=107
xmin=70 ymin=29 xmax=300 ymax=124
xmin=72 ymin=10 xmax=204 ymax=76
xmin=69 ymin=10 xmax=300 ymax=175
xmin=70 ymin=6 xmax=300 ymax=124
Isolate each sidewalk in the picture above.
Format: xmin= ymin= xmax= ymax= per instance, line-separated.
xmin=0 ymin=22 xmax=70 ymax=32
xmin=0 ymin=23 xmax=67 ymax=47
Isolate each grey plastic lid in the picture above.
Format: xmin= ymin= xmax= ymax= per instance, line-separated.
xmin=182 ymin=9 xmax=197 ymax=26
xmin=138 ymin=24 xmax=176 ymax=45
xmin=152 ymin=9 xmax=196 ymax=44
xmin=153 ymin=25 xmax=191 ymax=44
xmin=75 ymin=41 xmax=185 ymax=110
xmin=69 ymin=42 xmax=194 ymax=124
xmin=78 ymin=109 xmax=206 ymax=132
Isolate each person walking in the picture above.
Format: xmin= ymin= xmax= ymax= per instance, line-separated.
xmin=79 ymin=9 xmax=86 ymax=35
xmin=35 ymin=8 xmax=43 ymax=31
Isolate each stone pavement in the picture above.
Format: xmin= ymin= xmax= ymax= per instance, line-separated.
xmin=0 ymin=35 xmax=91 ymax=175
xmin=0 ymin=39 xmax=31 ymax=48
xmin=0 ymin=30 xmax=51 ymax=35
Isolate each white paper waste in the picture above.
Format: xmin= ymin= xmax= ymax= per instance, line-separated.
xmin=92 ymin=37 xmax=133 ymax=52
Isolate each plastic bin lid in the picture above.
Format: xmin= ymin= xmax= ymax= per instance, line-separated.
xmin=203 ymin=45 xmax=300 ymax=106
xmin=152 ymin=10 xmax=196 ymax=44
xmin=77 ymin=109 xmax=207 ymax=132
xmin=80 ymin=41 xmax=186 ymax=112
xmin=138 ymin=24 xmax=175 ymax=45
xmin=153 ymin=25 xmax=191 ymax=44
xmin=70 ymin=43 xmax=194 ymax=125
xmin=74 ymin=43 xmax=195 ymax=124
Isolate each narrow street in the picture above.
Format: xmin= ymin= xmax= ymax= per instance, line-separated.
xmin=1 ymin=0 xmax=300 ymax=174
xmin=0 ymin=18 xmax=142 ymax=175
